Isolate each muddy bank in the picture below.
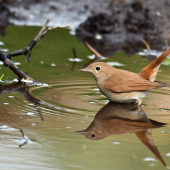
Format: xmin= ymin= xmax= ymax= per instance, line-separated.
xmin=76 ymin=1 xmax=170 ymax=56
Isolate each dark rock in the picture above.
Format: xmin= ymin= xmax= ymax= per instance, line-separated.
xmin=0 ymin=0 xmax=12 ymax=36
xmin=76 ymin=1 xmax=165 ymax=57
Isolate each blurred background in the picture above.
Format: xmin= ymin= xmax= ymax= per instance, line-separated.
xmin=1 ymin=0 xmax=170 ymax=56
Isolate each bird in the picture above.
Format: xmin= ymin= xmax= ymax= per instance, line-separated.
xmin=80 ymin=47 xmax=170 ymax=105
xmin=76 ymin=102 xmax=167 ymax=167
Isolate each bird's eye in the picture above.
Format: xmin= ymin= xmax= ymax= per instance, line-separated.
xmin=91 ymin=134 xmax=96 ymax=139
xmin=96 ymin=66 xmax=100 ymax=71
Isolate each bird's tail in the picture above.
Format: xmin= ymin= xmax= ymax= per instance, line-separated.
xmin=139 ymin=47 xmax=170 ymax=82
xmin=154 ymin=81 xmax=170 ymax=87
xmin=135 ymin=130 xmax=167 ymax=167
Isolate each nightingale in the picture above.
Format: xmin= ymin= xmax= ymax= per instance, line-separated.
xmin=80 ymin=47 xmax=170 ymax=105
xmin=76 ymin=102 xmax=167 ymax=167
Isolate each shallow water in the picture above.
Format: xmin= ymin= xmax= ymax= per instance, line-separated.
xmin=0 ymin=26 xmax=170 ymax=170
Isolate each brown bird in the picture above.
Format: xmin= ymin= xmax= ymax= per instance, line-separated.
xmin=80 ymin=47 xmax=170 ymax=105
xmin=76 ymin=102 xmax=167 ymax=167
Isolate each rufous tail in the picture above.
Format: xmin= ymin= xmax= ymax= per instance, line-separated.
xmin=139 ymin=47 xmax=170 ymax=82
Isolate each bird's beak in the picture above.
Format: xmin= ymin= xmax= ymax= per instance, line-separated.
xmin=79 ymin=68 xmax=91 ymax=72
xmin=76 ymin=131 xmax=86 ymax=135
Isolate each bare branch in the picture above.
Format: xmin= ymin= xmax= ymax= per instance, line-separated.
xmin=0 ymin=18 xmax=68 ymax=80
xmin=5 ymin=58 xmax=34 ymax=81
xmin=37 ymin=18 xmax=51 ymax=37
xmin=42 ymin=25 xmax=71 ymax=36
xmin=48 ymin=25 xmax=71 ymax=30
xmin=0 ymin=50 xmax=34 ymax=81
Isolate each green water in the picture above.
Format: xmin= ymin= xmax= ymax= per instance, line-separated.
xmin=0 ymin=26 xmax=170 ymax=170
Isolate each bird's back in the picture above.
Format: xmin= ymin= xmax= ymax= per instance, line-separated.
xmin=103 ymin=69 xmax=168 ymax=93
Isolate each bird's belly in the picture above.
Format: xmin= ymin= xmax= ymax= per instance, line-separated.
xmin=101 ymin=89 xmax=149 ymax=103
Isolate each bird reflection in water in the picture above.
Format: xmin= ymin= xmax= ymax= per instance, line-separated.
xmin=76 ymin=102 xmax=167 ymax=167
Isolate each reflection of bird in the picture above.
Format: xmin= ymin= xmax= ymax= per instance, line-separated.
xmin=80 ymin=47 xmax=170 ymax=105
xmin=76 ymin=102 xmax=167 ymax=167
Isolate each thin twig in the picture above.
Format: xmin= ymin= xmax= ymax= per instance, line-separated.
xmin=33 ymin=105 xmax=44 ymax=121
xmin=19 ymin=129 xmax=28 ymax=148
xmin=85 ymin=42 xmax=103 ymax=58
xmin=71 ymin=61 xmax=77 ymax=71
xmin=71 ymin=48 xmax=77 ymax=71
xmin=84 ymin=42 xmax=105 ymax=67
xmin=72 ymin=48 xmax=77 ymax=58
xmin=139 ymin=37 xmax=151 ymax=50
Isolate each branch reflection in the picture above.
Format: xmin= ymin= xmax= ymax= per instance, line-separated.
xmin=0 ymin=81 xmax=44 ymax=120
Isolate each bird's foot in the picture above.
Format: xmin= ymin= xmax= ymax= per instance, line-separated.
xmin=134 ymin=99 xmax=142 ymax=106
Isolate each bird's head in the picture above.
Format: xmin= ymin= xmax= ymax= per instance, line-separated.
xmin=76 ymin=130 xmax=107 ymax=140
xmin=80 ymin=62 xmax=115 ymax=80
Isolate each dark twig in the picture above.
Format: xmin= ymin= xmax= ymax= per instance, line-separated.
xmin=72 ymin=48 xmax=77 ymax=58
xmin=19 ymin=129 xmax=28 ymax=148
xmin=71 ymin=61 xmax=77 ymax=71
xmin=0 ymin=51 xmax=34 ymax=81
xmin=33 ymin=105 xmax=44 ymax=121
xmin=71 ymin=48 xmax=77 ymax=71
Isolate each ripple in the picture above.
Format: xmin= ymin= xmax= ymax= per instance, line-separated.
xmin=143 ymin=158 xmax=157 ymax=161
xmin=106 ymin=62 xmax=124 ymax=66
xmin=166 ymin=153 xmax=170 ymax=156
xmin=69 ymin=58 xmax=82 ymax=62
xmin=0 ymin=41 xmax=4 ymax=45
xmin=113 ymin=141 xmax=121 ymax=144
xmin=149 ymin=163 xmax=155 ymax=166
xmin=0 ymin=61 xmax=21 ymax=65
xmin=30 ymin=79 xmax=103 ymax=114
xmin=160 ymin=130 xmax=166 ymax=132
xmin=51 ymin=63 xmax=56 ymax=66
xmin=0 ymin=79 xmax=103 ymax=124
xmin=0 ymin=125 xmax=17 ymax=131
xmin=24 ymin=112 xmax=35 ymax=116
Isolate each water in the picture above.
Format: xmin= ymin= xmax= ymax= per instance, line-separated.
xmin=0 ymin=26 xmax=170 ymax=170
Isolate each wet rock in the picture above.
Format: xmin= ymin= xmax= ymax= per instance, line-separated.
xmin=0 ymin=0 xmax=13 ymax=36
xmin=76 ymin=1 xmax=165 ymax=56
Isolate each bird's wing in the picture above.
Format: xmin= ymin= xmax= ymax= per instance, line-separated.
xmin=105 ymin=69 xmax=161 ymax=92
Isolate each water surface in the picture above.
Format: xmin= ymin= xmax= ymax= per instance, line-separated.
xmin=0 ymin=26 xmax=170 ymax=170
